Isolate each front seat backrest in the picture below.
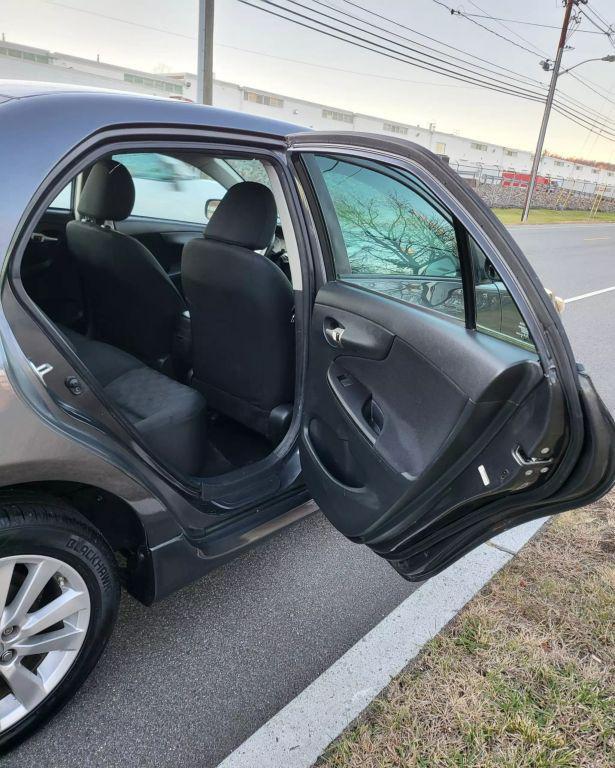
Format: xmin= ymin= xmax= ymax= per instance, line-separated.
xmin=182 ymin=181 xmax=294 ymax=437
xmin=66 ymin=159 xmax=185 ymax=368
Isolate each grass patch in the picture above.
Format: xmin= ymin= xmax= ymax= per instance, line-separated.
xmin=493 ymin=208 xmax=615 ymax=225
xmin=316 ymin=497 xmax=615 ymax=768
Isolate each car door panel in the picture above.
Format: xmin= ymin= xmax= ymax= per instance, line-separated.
xmin=304 ymin=281 xmax=547 ymax=543
xmin=378 ymin=372 xmax=614 ymax=580
xmin=289 ymin=134 xmax=615 ymax=580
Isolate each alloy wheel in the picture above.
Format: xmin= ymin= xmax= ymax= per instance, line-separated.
xmin=0 ymin=555 xmax=91 ymax=732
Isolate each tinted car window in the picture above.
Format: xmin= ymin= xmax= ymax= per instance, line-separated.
xmin=305 ymin=153 xmax=464 ymax=322
xmin=225 ymin=158 xmax=272 ymax=188
xmin=470 ymin=236 xmax=536 ymax=351
xmin=113 ymin=152 xmax=227 ymax=224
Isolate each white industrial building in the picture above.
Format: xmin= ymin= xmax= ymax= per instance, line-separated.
xmin=2 ymin=38 xmax=613 ymax=190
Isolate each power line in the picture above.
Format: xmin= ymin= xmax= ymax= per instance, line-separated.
xmin=464 ymin=0 xmax=549 ymax=57
xmin=333 ymin=0 xmax=615 ymax=128
xmin=461 ymin=12 xmax=603 ymax=33
xmin=553 ymin=100 xmax=615 ymax=140
xmin=579 ymin=6 xmax=614 ymax=40
xmin=569 ymin=71 xmax=615 ymax=107
xmin=239 ymin=0 xmax=615 ymax=141
xmin=585 ymin=2 xmax=611 ymax=26
xmin=309 ymin=0 xmax=615 ymax=134
xmin=45 ymin=0 xmax=615 ymax=125
xmin=432 ymin=0 xmax=615 ymax=106
xmin=585 ymin=87 xmax=615 ymax=158
xmin=328 ymin=0 xmax=615 ymax=129
xmin=240 ymin=0 xmax=548 ymax=101
xmin=303 ymin=0 xmax=615 ymax=137
xmin=333 ymin=0 xmax=613 ymax=123
xmin=582 ymin=3 xmax=614 ymax=32
xmin=579 ymin=8 xmax=611 ymax=34
xmin=335 ymin=0 xmax=553 ymax=93
xmin=428 ymin=1 xmax=615 ymax=112
xmin=431 ymin=0 xmax=545 ymax=58
xmin=217 ymin=43 xmax=482 ymax=87
xmin=55 ymin=0 xmax=613 ymax=139
xmin=305 ymin=0 xmax=548 ymax=95
xmin=44 ymin=1 xmax=195 ymax=40
xmin=46 ymin=0 xmax=615 ymax=123
xmin=565 ymin=13 xmax=583 ymax=45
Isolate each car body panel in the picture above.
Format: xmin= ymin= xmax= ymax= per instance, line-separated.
xmin=0 ymin=83 xmax=311 ymax=603
xmin=1 ymin=85 xmax=613 ymax=599
xmin=0 ymin=82 xmax=300 ymax=275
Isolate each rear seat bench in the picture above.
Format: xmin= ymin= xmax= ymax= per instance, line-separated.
xmin=61 ymin=327 xmax=207 ymax=476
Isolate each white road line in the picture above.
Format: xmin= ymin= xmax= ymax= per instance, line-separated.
xmin=507 ymin=223 xmax=615 ymax=231
xmin=565 ymin=286 xmax=615 ymax=303
xmin=216 ymin=518 xmax=547 ymax=768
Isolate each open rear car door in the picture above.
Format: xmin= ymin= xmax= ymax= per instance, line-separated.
xmin=288 ymin=132 xmax=615 ymax=581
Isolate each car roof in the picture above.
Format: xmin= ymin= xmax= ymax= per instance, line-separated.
xmin=0 ymin=79 xmax=306 ymax=138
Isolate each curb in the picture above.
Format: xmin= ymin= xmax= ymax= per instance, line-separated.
xmin=217 ymin=517 xmax=548 ymax=768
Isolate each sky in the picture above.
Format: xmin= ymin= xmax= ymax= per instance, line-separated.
xmin=3 ymin=0 xmax=615 ymax=162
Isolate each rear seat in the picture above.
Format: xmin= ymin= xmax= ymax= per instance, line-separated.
xmin=61 ymin=327 xmax=207 ymax=476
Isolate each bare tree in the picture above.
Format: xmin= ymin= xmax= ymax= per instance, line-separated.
xmin=334 ymin=190 xmax=458 ymax=275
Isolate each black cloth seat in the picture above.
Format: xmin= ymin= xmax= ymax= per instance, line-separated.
xmin=66 ymin=159 xmax=186 ymax=369
xmin=182 ymin=181 xmax=294 ymax=437
xmin=62 ymin=328 xmax=207 ymax=476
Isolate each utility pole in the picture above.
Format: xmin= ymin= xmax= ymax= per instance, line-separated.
xmin=196 ymin=0 xmax=215 ymax=105
xmin=521 ymin=0 xmax=576 ymax=222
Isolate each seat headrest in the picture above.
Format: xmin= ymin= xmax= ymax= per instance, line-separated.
xmin=205 ymin=181 xmax=277 ymax=250
xmin=78 ymin=159 xmax=135 ymax=221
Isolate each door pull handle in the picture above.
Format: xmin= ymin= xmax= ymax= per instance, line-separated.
xmin=325 ymin=326 xmax=345 ymax=347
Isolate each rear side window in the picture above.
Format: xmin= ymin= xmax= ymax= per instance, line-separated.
xmin=48 ymin=182 xmax=72 ymax=211
xmin=112 ymin=152 xmax=227 ymax=224
xmin=470 ymin=236 xmax=535 ymax=351
xmin=303 ymin=153 xmax=464 ymax=322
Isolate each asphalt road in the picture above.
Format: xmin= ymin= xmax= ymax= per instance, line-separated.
xmin=7 ymin=222 xmax=615 ymax=768
xmin=508 ymin=222 xmax=615 ymax=411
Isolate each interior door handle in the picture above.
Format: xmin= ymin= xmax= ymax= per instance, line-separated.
xmin=325 ymin=326 xmax=345 ymax=347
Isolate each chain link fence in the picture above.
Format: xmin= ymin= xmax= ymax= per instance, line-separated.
xmin=449 ymin=162 xmax=615 ymax=213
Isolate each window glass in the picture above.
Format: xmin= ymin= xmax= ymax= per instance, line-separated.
xmin=224 ymin=158 xmax=272 ymax=187
xmin=470 ymin=237 xmax=536 ymax=351
xmin=243 ymin=90 xmax=284 ymax=107
xmin=383 ymin=122 xmax=408 ymax=135
xmin=48 ymin=183 xmax=72 ymax=210
xmin=113 ymin=152 xmax=227 ymax=224
xmin=305 ymin=153 xmax=464 ymax=321
xmin=322 ymin=109 xmax=354 ymax=123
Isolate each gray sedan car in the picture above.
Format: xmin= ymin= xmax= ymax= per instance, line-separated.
xmin=0 ymin=81 xmax=613 ymax=751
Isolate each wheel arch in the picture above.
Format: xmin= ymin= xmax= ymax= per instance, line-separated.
xmin=0 ymin=481 xmax=156 ymax=604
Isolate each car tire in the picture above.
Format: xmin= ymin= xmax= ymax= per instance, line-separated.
xmin=0 ymin=494 xmax=120 ymax=753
